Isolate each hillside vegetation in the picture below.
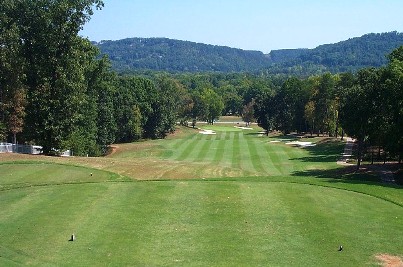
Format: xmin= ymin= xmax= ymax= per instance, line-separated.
xmin=96 ymin=32 xmax=403 ymax=74
xmin=96 ymin=38 xmax=270 ymax=72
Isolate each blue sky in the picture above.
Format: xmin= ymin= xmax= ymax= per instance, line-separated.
xmin=80 ymin=0 xmax=403 ymax=53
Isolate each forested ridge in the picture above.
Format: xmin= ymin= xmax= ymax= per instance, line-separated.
xmin=269 ymin=32 xmax=403 ymax=75
xmin=95 ymin=38 xmax=270 ymax=72
xmin=1 ymin=1 xmax=402 ymax=166
xmin=96 ymin=32 xmax=403 ymax=75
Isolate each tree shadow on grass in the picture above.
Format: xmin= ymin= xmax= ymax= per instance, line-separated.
xmin=244 ymin=132 xmax=265 ymax=136
xmin=290 ymin=139 xmax=402 ymax=189
xmin=292 ymin=166 xmax=402 ymax=189
xmin=290 ymin=139 xmax=346 ymax=163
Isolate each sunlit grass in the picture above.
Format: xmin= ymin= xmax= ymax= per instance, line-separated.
xmin=0 ymin=125 xmax=402 ymax=266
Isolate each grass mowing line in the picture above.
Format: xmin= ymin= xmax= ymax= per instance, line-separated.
xmin=197 ymin=182 xmax=255 ymax=265
xmin=263 ymin=142 xmax=284 ymax=176
xmin=224 ymin=130 xmax=232 ymax=140
xmin=231 ymin=132 xmax=241 ymax=170
xmin=3 ymin=176 xmax=402 ymax=211
xmin=273 ymin=144 xmax=296 ymax=175
xmin=2 ymin=160 xmax=401 ymax=208
xmin=1 ymin=181 xmax=401 ymax=266
xmin=175 ymin=134 xmax=200 ymax=161
xmin=238 ymin=132 xmax=257 ymax=173
xmin=243 ymin=184 xmax=318 ymax=264
xmin=188 ymin=134 xmax=212 ymax=162
xmin=194 ymin=133 xmax=216 ymax=162
xmin=0 ymin=245 xmax=29 ymax=267
xmin=212 ymin=133 xmax=226 ymax=164
xmin=171 ymin=129 xmax=197 ymax=150
xmin=141 ymin=181 xmax=207 ymax=264
xmin=74 ymin=183 xmax=158 ymax=266
xmin=245 ymin=134 xmax=266 ymax=174
xmin=277 ymin=144 xmax=304 ymax=174
xmin=167 ymin=135 xmax=193 ymax=160
xmin=4 ymin=178 xmax=395 ymax=206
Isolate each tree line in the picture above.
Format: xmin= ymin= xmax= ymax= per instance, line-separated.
xmin=253 ymin=49 xmax=403 ymax=167
xmin=1 ymin=0 xmax=401 ymax=166
xmin=97 ymin=32 xmax=403 ymax=76
xmin=0 ymin=0 xmax=189 ymax=155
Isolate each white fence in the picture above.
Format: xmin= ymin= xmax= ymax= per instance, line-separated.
xmin=0 ymin=143 xmax=42 ymax=155
xmin=0 ymin=143 xmax=71 ymax=156
xmin=0 ymin=143 xmax=13 ymax=153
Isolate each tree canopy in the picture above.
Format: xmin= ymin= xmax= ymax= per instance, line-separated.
xmin=1 ymin=1 xmax=401 ymax=166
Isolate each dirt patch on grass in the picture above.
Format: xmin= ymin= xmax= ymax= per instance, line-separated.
xmin=375 ymin=254 xmax=403 ymax=267
xmin=105 ymin=145 xmax=118 ymax=157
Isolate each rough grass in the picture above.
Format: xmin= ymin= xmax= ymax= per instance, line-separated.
xmin=0 ymin=126 xmax=342 ymax=181
xmin=0 ymin=125 xmax=402 ymax=266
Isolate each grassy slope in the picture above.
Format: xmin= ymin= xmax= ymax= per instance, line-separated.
xmin=0 ymin=125 xmax=402 ymax=266
xmin=106 ymin=125 xmax=339 ymax=179
xmin=0 ymin=180 xmax=402 ymax=266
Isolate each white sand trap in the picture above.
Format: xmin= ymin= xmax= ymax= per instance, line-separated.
xmin=199 ymin=129 xmax=216 ymax=135
xmin=234 ymin=126 xmax=253 ymax=130
xmin=269 ymin=140 xmax=281 ymax=143
xmin=285 ymin=141 xmax=316 ymax=147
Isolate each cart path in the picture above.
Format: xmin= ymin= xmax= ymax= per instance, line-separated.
xmin=337 ymin=137 xmax=355 ymax=166
xmin=337 ymin=138 xmax=397 ymax=185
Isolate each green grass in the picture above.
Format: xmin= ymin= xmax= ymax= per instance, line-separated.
xmin=0 ymin=125 xmax=402 ymax=266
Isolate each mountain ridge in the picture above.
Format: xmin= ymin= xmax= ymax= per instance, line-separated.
xmin=95 ymin=31 xmax=403 ymax=75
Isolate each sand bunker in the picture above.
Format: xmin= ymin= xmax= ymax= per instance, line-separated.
xmin=199 ymin=129 xmax=216 ymax=135
xmin=234 ymin=126 xmax=253 ymax=130
xmin=375 ymin=254 xmax=403 ymax=267
xmin=285 ymin=141 xmax=316 ymax=147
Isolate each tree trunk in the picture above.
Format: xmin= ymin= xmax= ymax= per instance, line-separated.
xmin=356 ymin=139 xmax=362 ymax=171
xmin=335 ymin=119 xmax=339 ymax=139
xmin=13 ymin=133 xmax=17 ymax=144
xmin=378 ymin=146 xmax=381 ymax=160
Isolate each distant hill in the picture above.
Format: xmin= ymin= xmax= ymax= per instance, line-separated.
xmin=95 ymin=38 xmax=270 ymax=72
xmin=268 ymin=31 xmax=403 ymax=75
xmin=95 ymin=32 xmax=403 ymax=74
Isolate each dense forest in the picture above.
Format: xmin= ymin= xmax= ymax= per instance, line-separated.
xmin=95 ymin=38 xmax=270 ymax=72
xmin=269 ymin=32 xmax=403 ymax=75
xmin=95 ymin=32 xmax=403 ymax=75
xmin=1 ymin=0 xmax=402 ymax=167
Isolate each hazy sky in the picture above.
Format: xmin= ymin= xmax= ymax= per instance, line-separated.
xmin=80 ymin=0 xmax=403 ymax=53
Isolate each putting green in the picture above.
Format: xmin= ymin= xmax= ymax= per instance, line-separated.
xmin=0 ymin=165 xmax=402 ymax=266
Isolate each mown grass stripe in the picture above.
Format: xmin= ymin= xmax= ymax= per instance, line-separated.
xmin=271 ymin=144 xmax=292 ymax=175
xmin=237 ymin=132 xmax=255 ymax=173
xmin=195 ymin=135 xmax=215 ymax=162
xmin=245 ymin=134 xmax=265 ymax=174
xmin=199 ymin=182 xmax=254 ymax=265
xmin=263 ymin=142 xmax=284 ymax=176
xmin=171 ymin=131 xmax=196 ymax=150
xmin=175 ymin=134 xmax=201 ymax=161
xmin=277 ymin=144 xmax=306 ymax=174
xmin=213 ymin=134 xmax=226 ymax=164
xmin=185 ymin=134 xmax=213 ymax=162
xmin=231 ymin=132 xmax=241 ymax=170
